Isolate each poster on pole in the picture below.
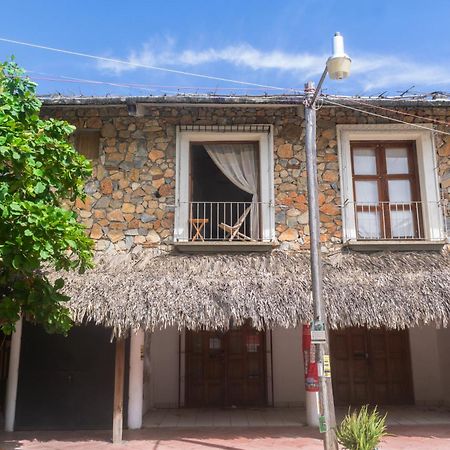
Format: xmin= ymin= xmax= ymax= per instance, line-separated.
xmin=311 ymin=320 xmax=326 ymax=344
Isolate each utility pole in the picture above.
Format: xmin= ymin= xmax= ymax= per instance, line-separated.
xmin=304 ymin=80 xmax=338 ymax=450
xmin=302 ymin=32 xmax=351 ymax=449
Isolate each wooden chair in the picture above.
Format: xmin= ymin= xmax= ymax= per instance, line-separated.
xmin=218 ymin=205 xmax=254 ymax=241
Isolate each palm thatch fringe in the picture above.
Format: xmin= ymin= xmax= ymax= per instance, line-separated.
xmin=48 ymin=250 xmax=450 ymax=336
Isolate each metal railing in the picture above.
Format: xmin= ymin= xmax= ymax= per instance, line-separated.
xmin=186 ymin=201 xmax=265 ymax=242
xmin=345 ymin=200 xmax=448 ymax=241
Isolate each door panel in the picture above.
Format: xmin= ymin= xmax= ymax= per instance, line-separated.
xmin=330 ymin=327 xmax=414 ymax=406
xmin=15 ymin=322 xmax=124 ymax=430
xmin=186 ymin=324 xmax=266 ymax=407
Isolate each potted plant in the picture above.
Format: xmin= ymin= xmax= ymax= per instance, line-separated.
xmin=335 ymin=405 xmax=387 ymax=450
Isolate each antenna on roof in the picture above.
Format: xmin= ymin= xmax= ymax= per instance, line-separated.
xmin=377 ymin=91 xmax=387 ymax=98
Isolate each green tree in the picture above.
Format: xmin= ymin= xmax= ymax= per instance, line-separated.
xmin=0 ymin=60 xmax=93 ymax=335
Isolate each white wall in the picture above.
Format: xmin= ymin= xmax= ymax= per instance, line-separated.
xmin=437 ymin=327 xmax=450 ymax=406
xmin=409 ymin=325 xmax=444 ymax=405
xmin=144 ymin=327 xmax=180 ymax=409
xmin=271 ymin=327 xmax=305 ymax=407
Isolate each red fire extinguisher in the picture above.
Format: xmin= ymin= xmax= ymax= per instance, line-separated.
xmin=302 ymin=324 xmax=319 ymax=392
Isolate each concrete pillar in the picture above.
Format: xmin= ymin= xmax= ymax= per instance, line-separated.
xmin=127 ymin=329 xmax=144 ymax=429
xmin=5 ymin=317 xmax=23 ymax=432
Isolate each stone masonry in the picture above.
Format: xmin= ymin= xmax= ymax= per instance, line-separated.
xmin=42 ymin=102 xmax=450 ymax=254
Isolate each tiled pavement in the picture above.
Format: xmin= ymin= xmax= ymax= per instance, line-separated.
xmin=2 ymin=425 xmax=450 ymax=450
xmin=142 ymin=406 xmax=450 ymax=428
xmin=1 ymin=407 xmax=450 ymax=450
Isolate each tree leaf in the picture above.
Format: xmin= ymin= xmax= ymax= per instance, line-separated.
xmin=0 ymin=59 xmax=93 ymax=336
xmin=54 ymin=278 xmax=65 ymax=290
xmin=34 ymin=181 xmax=46 ymax=194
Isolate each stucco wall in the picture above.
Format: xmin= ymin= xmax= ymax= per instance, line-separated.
xmin=271 ymin=327 xmax=305 ymax=407
xmin=409 ymin=326 xmax=445 ymax=405
xmin=145 ymin=326 xmax=180 ymax=408
xmin=437 ymin=327 xmax=450 ymax=406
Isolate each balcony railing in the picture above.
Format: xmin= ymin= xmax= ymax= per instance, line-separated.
xmin=345 ymin=200 xmax=448 ymax=241
xmin=186 ymin=201 xmax=265 ymax=242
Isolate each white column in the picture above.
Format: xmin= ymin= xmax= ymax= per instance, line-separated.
xmin=127 ymin=329 xmax=144 ymax=429
xmin=306 ymin=391 xmax=320 ymax=426
xmin=5 ymin=317 xmax=23 ymax=432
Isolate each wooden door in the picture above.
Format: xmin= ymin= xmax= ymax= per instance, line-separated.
xmin=186 ymin=330 xmax=226 ymax=407
xmin=186 ymin=324 xmax=266 ymax=407
xmin=330 ymin=327 xmax=414 ymax=406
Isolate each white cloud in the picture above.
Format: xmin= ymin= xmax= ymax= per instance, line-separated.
xmin=96 ymin=40 xmax=450 ymax=92
xmin=98 ymin=42 xmax=326 ymax=76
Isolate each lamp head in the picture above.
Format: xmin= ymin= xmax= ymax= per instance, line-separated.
xmin=326 ymin=32 xmax=351 ymax=80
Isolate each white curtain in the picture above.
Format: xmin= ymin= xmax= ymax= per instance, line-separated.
xmin=204 ymin=143 xmax=259 ymax=238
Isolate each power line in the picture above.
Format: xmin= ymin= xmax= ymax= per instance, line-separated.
xmin=28 ymin=73 xmax=182 ymax=96
xmin=31 ymin=75 xmax=155 ymax=93
xmin=26 ymin=70 xmax=301 ymax=93
xmin=327 ymin=95 xmax=450 ymax=127
xmin=28 ymin=74 xmax=450 ymax=136
xmin=0 ymin=37 xmax=290 ymax=91
xmin=323 ymin=98 xmax=450 ymax=136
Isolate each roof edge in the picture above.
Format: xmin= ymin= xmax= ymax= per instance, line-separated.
xmin=39 ymin=94 xmax=450 ymax=108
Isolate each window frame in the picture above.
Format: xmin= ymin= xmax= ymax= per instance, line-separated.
xmin=337 ymin=124 xmax=444 ymax=243
xmin=174 ymin=127 xmax=275 ymax=242
xmin=350 ymin=140 xmax=422 ymax=239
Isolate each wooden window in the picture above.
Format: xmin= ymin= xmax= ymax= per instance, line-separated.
xmin=74 ymin=130 xmax=100 ymax=160
xmin=351 ymin=141 xmax=422 ymax=239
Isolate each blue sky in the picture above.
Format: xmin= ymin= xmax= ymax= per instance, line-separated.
xmin=1 ymin=0 xmax=450 ymax=97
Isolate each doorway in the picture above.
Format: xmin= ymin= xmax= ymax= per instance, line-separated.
xmin=15 ymin=322 xmax=127 ymax=430
xmin=330 ymin=327 xmax=414 ymax=406
xmin=186 ymin=323 xmax=267 ymax=407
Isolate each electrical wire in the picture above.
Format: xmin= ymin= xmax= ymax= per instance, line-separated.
xmin=326 ymin=95 xmax=450 ymax=127
xmin=31 ymin=75 xmax=156 ymax=92
xmin=29 ymin=72 xmax=450 ymax=136
xmin=28 ymin=74 xmax=182 ymax=96
xmin=26 ymin=70 xmax=302 ymax=93
xmin=323 ymin=98 xmax=450 ymax=136
xmin=0 ymin=37 xmax=290 ymax=91
xmin=3 ymin=36 xmax=448 ymax=134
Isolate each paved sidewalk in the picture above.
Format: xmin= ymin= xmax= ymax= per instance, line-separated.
xmin=1 ymin=425 xmax=450 ymax=450
xmin=143 ymin=406 xmax=450 ymax=428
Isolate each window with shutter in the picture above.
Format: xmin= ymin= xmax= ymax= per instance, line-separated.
xmin=75 ymin=130 xmax=100 ymax=160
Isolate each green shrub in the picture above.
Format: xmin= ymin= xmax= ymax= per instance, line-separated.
xmin=335 ymin=405 xmax=387 ymax=450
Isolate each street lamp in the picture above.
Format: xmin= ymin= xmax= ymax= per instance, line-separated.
xmin=304 ymin=32 xmax=351 ymax=450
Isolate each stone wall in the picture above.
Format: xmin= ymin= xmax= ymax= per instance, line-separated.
xmin=42 ymin=104 xmax=450 ymax=253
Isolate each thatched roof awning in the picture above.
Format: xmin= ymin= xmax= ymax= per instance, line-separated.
xmin=51 ymin=251 xmax=450 ymax=336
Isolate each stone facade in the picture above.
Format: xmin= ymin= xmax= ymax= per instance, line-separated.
xmin=42 ymin=102 xmax=450 ymax=253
